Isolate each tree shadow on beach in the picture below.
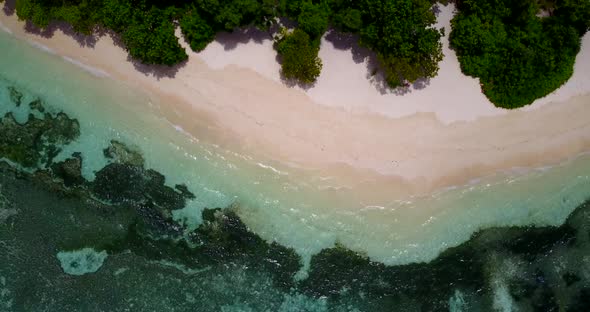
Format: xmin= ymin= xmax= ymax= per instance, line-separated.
xmin=23 ymin=20 xmax=103 ymax=48
xmin=105 ymin=30 xmax=186 ymax=80
xmin=324 ymin=29 xmax=393 ymax=95
xmin=209 ymin=16 xmax=299 ymax=51
xmin=3 ymin=0 xmax=15 ymax=16
xmin=210 ymin=18 xmax=316 ymax=90
xmin=214 ymin=26 xmax=272 ymax=51
xmin=324 ymin=29 xmax=396 ymax=95
xmin=323 ymin=28 xmax=432 ymax=96
xmin=128 ymin=56 xmax=188 ymax=80
xmin=323 ymin=29 xmax=395 ymax=94
xmin=432 ymin=3 xmax=442 ymax=17
xmin=412 ymin=77 xmax=431 ymax=90
xmin=324 ymin=30 xmax=372 ymax=65
xmin=3 ymin=0 xmax=186 ymax=80
xmin=1 ymin=0 xmax=101 ymax=48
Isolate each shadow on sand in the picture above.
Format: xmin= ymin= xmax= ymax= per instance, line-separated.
xmin=323 ymin=29 xmax=431 ymax=95
xmin=205 ymin=20 xmax=320 ymax=90
xmin=23 ymin=20 xmax=104 ymax=48
xmin=214 ymin=26 xmax=272 ymax=51
xmin=2 ymin=0 xmax=185 ymax=79
xmin=4 ymin=0 xmax=433 ymax=92
xmin=3 ymin=0 xmax=15 ymax=16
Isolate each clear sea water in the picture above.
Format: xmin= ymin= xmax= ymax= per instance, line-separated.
xmin=1 ymin=26 xmax=589 ymax=311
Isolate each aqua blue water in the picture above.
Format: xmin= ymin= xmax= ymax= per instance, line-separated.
xmin=0 ymin=25 xmax=590 ymax=311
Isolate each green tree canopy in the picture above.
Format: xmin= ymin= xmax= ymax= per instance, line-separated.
xmin=276 ymin=29 xmax=322 ymax=84
xmin=357 ymin=0 xmax=443 ymax=87
xmin=121 ymin=6 xmax=188 ymax=66
xmin=11 ymin=0 xmax=448 ymax=88
xmin=297 ymin=1 xmax=330 ymax=38
xmin=450 ymin=0 xmax=588 ymax=108
xmin=180 ymin=10 xmax=216 ymax=52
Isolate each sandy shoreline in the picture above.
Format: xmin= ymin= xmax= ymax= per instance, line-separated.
xmin=1 ymin=5 xmax=590 ymax=196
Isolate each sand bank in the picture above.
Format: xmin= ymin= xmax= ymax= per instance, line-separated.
xmin=1 ymin=5 xmax=590 ymax=196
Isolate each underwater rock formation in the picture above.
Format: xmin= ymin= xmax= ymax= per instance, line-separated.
xmin=57 ymin=248 xmax=109 ymax=276
xmin=7 ymin=86 xmax=22 ymax=107
xmin=1 ymin=84 xmax=589 ymax=311
xmin=103 ymin=140 xmax=145 ymax=167
xmin=0 ymin=98 xmax=79 ymax=168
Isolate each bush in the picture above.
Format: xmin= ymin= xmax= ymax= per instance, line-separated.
xmin=276 ymin=29 xmax=322 ymax=84
xmin=297 ymin=1 xmax=330 ymax=39
xmin=121 ymin=7 xmax=187 ymax=66
xmin=11 ymin=0 xmax=448 ymax=88
xmin=357 ymin=0 xmax=443 ymax=87
xmin=450 ymin=0 xmax=588 ymax=108
xmin=180 ymin=11 xmax=216 ymax=52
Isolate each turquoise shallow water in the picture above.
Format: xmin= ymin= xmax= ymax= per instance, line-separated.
xmin=0 ymin=27 xmax=590 ymax=311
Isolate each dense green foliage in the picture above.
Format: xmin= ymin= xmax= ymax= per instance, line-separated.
xmin=11 ymin=0 xmax=443 ymax=86
xmin=279 ymin=0 xmax=443 ymax=86
xmin=358 ymin=0 xmax=443 ymax=87
xmin=450 ymin=0 xmax=590 ymax=108
xmin=14 ymin=0 xmax=187 ymax=65
xmin=276 ymin=29 xmax=322 ymax=83
xmin=11 ymin=0 xmax=589 ymax=95
xmin=119 ymin=6 xmax=188 ymax=66
xmin=180 ymin=9 xmax=215 ymax=52
xmin=295 ymin=1 xmax=330 ymax=38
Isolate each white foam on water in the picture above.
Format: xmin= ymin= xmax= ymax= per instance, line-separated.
xmin=56 ymin=248 xmax=108 ymax=276
xmin=62 ymin=56 xmax=110 ymax=78
xmin=26 ymin=39 xmax=55 ymax=54
xmin=220 ymin=304 xmax=254 ymax=312
xmin=167 ymin=121 xmax=197 ymax=141
xmin=448 ymin=289 xmax=468 ymax=312
xmin=0 ymin=21 xmax=12 ymax=34
xmin=278 ymin=293 xmax=328 ymax=312
xmin=491 ymin=279 xmax=517 ymax=312
xmin=0 ymin=185 xmax=17 ymax=224
xmin=0 ymin=207 xmax=17 ymax=224
xmin=113 ymin=267 xmax=129 ymax=276
xmin=488 ymin=256 xmax=524 ymax=312
xmin=0 ymin=276 xmax=14 ymax=310
xmin=151 ymin=259 xmax=211 ymax=275
xmin=257 ymin=162 xmax=289 ymax=176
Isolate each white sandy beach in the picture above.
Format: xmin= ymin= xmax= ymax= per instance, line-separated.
xmin=1 ymin=3 xmax=590 ymax=196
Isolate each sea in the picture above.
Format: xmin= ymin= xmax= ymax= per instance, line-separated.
xmin=0 ymin=24 xmax=589 ymax=311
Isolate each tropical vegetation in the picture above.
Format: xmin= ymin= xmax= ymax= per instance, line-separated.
xmin=9 ymin=0 xmax=589 ymax=106
xmin=10 ymin=0 xmax=443 ymax=87
xmin=450 ymin=0 xmax=590 ymax=108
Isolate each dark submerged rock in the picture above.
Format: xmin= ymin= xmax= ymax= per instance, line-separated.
xmin=0 ymin=101 xmax=79 ymax=168
xmin=562 ymin=272 xmax=581 ymax=287
xmin=509 ymin=279 xmax=536 ymax=301
xmin=103 ymin=140 xmax=145 ymax=167
xmin=0 ymin=112 xmax=40 ymax=166
xmin=567 ymin=288 xmax=590 ymax=312
xmin=7 ymin=85 xmax=23 ymax=107
xmin=502 ymin=225 xmax=577 ymax=262
xmin=50 ymin=153 xmax=84 ymax=187
xmin=175 ymin=184 xmax=195 ymax=199
xmin=531 ymin=280 xmax=559 ymax=312
xmin=193 ymin=208 xmax=302 ymax=289
xmin=44 ymin=112 xmax=80 ymax=145
xmin=92 ymin=163 xmax=192 ymax=212
xmin=28 ymin=98 xmax=45 ymax=113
